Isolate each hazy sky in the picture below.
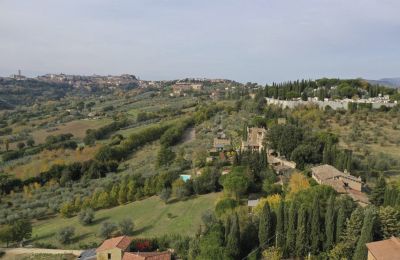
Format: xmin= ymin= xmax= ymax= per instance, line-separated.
xmin=1 ymin=0 xmax=399 ymax=83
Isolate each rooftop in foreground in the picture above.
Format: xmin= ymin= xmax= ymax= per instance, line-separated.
xmin=366 ymin=236 xmax=400 ymax=260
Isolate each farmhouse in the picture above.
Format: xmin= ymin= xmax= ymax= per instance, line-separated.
xmin=268 ymin=153 xmax=296 ymax=174
xmin=90 ymin=236 xmax=172 ymax=260
xmin=96 ymin=236 xmax=132 ymax=260
xmin=172 ymin=82 xmax=203 ymax=94
xmin=213 ymin=137 xmax=231 ymax=152
xmin=311 ymin=164 xmax=369 ymax=206
xmin=241 ymin=127 xmax=267 ymax=152
xmin=366 ymin=236 xmax=400 ymax=260
xmin=122 ymin=251 xmax=171 ymax=260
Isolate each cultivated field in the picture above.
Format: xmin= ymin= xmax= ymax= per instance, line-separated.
xmin=30 ymin=119 xmax=112 ymax=144
xmin=5 ymin=145 xmax=101 ymax=179
xmin=31 ymin=193 xmax=220 ymax=249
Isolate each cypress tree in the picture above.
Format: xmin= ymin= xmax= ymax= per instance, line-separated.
xmin=325 ymin=196 xmax=335 ymax=250
xmin=226 ymin=213 xmax=241 ymax=259
xmin=370 ymin=176 xmax=387 ymax=206
xmin=345 ymin=150 xmax=353 ymax=172
xmin=224 ymin=215 xmax=231 ymax=242
xmin=353 ymin=207 xmax=377 ymax=260
xmin=336 ymin=206 xmax=345 ymax=242
xmin=285 ymin=202 xmax=297 ymax=256
xmin=275 ymin=200 xmax=285 ymax=248
xmin=295 ymin=205 xmax=307 ymax=257
xmin=310 ymin=197 xmax=321 ymax=255
xmin=110 ymin=184 xmax=120 ymax=206
xmin=258 ymin=202 xmax=272 ymax=248
xmin=343 ymin=207 xmax=365 ymax=240
xmin=383 ymin=187 xmax=390 ymax=206
xmin=322 ymin=144 xmax=329 ymax=164
xmin=117 ymin=183 xmax=127 ymax=205
xmin=379 ymin=206 xmax=400 ymax=239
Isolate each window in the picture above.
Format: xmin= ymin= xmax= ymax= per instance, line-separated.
xmin=108 ymin=253 xmax=111 ymax=260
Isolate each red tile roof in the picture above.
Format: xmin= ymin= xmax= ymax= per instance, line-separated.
xmin=366 ymin=237 xmax=400 ymax=260
xmin=122 ymin=251 xmax=171 ymax=260
xmin=96 ymin=236 xmax=132 ymax=252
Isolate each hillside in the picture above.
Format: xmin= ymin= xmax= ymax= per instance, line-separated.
xmin=31 ymin=193 xmax=220 ymax=249
xmin=0 ymin=78 xmax=72 ymax=107
xmin=367 ymin=77 xmax=400 ymax=88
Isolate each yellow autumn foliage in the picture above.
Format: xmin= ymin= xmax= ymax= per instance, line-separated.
xmin=254 ymin=194 xmax=282 ymax=215
xmin=288 ymin=172 xmax=310 ymax=198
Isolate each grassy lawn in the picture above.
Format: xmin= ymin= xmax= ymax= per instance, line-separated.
xmin=31 ymin=193 xmax=220 ymax=249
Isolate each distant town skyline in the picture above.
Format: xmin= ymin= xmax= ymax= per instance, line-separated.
xmin=1 ymin=0 xmax=399 ymax=84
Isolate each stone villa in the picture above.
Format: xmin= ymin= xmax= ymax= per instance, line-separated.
xmin=311 ymin=164 xmax=369 ymax=206
xmin=241 ymin=127 xmax=267 ymax=152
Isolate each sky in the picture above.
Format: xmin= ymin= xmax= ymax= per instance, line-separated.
xmin=0 ymin=0 xmax=399 ymax=84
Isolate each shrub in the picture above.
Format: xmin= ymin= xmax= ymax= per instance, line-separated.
xmin=215 ymin=198 xmax=238 ymax=217
xmin=57 ymin=226 xmax=75 ymax=244
xmin=119 ymin=218 xmax=134 ymax=235
xmin=78 ymin=208 xmax=95 ymax=225
xmin=99 ymin=221 xmax=117 ymax=239
xmin=159 ymin=188 xmax=171 ymax=204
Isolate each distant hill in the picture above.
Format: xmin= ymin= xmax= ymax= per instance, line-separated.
xmin=367 ymin=77 xmax=400 ymax=88
xmin=0 ymin=78 xmax=72 ymax=108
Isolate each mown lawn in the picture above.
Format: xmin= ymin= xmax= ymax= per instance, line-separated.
xmin=31 ymin=193 xmax=220 ymax=249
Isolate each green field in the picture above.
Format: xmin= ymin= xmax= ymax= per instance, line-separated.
xmin=31 ymin=193 xmax=220 ymax=249
xmin=30 ymin=118 xmax=112 ymax=144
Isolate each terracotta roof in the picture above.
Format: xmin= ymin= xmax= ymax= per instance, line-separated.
xmin=122 ymin=251 xmax=171 ymax=260
xmin=96 ymin=236 xmax=132 ymax=252
xmin=311 ymin=164 xmax=361 ymax=183
xmin=366 ymin=237 xmax=400 ymax=260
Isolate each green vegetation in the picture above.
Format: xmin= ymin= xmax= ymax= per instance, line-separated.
xmin=31 ymin=193 xmax=219 ymax=248
xmin=1 ymin=77 xmax=400 ymax=259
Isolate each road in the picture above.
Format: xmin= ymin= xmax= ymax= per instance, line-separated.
xmin=1 ymin=247 xmax=83 ymax=259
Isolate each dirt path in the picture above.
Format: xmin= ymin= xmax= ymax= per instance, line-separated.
xmin=181 ymin=127 xmax=196 ymax=143
xmin=1 ymin=248 xmax=83 ymax=258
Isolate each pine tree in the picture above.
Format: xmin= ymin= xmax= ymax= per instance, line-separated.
xmin=310 ymin=197 xmax=321 ymax=255
xmin=226 ymin=213 xmax=241 ymax=259
xmin=285 ymin=202 xmax=296 ymax=256
xmin=370 ymin=176 xmax=387 ymax=206
xmin=295 ymin=205 xmax=307 ymax=257
xmin=275 ymin=200 xmax=285 ymax=248
xmin=336 ymin=206 xmax=345 ymax=242
xmin=353 ymin=207 xmax=377 ymax=260
xmin=259 ymin=202 xmax=273 ymax=248
xmin=325 ymin=196 xmax=335 ymax=250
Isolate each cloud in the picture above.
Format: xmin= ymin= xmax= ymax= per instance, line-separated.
xmin=0 ymin=0 xmax=399 ymax=83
